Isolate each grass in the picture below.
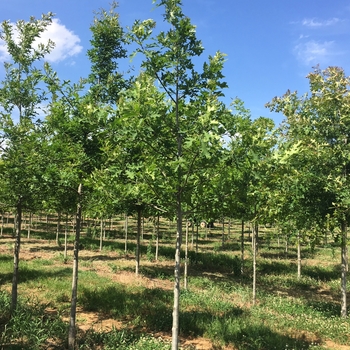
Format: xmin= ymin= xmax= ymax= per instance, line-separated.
xmin=0 ymin=218 xmax=349 ymax=349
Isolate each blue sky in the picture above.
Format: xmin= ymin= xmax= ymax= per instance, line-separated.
xmin=1 ymin=0 xmax=350 ymax=126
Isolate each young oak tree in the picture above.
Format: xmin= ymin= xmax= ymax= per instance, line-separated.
xmin=0 ymin=13 xmax=54 ymax=314
xmin=267 ymin=66 xmax=350 ymax=317
xmin=124 ymin=1 xmax=230 ymax=347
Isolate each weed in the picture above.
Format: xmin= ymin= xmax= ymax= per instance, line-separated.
xmin=0 ymin=292 xmax=66 ymax=349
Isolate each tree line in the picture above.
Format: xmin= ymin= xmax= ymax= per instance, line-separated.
xmin=0 ymin=1 xmax=348 ymax=349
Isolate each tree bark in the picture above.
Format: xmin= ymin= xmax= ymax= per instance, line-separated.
xmin=172 ymin=195 xmax=182 ymax=350
xmin=184 ymin=219 xmax=189 ymax=290
xmin=252 ymin=221 xmax=257 ymax=306
xmin=56 ymin=212 xmax=61 ymax=245
xmin=221 ymin=218 xmax=225 ymax=247
xmin=341 ymin=220 xmax=347 ymax=318
xmin=195 ymin=221 xmax=199 ymax=256
xmin=241 ymin=220 xmax=244 ymax=275
xmin=191 ymin=219 xmax=194 ymax=249
xmin=27 ymin=212 xmax=32 ymax=239
xmin=297 ymin=231 xmax=301 ymax=279
xmin=100 ymin=218 xmax=103 ymax=251
xmin=155 ymin=214 xmax=159 ymax=261
xmin=0 ymin=211 xmax=3 ymax=237
xmin=228 ymin=218 xmax=231 ymax=240
xmin=11 ymin=197 xmax=22 ymax=314
xmin=135 ymin=206 xmax=141 ymax=275
xmin=124 ymin=213 xmax=128 ymax=253
xmin=68 ymin=184 xmax=82 ymax=349
xmin=64 ymin=214 xmax=68 ymax=260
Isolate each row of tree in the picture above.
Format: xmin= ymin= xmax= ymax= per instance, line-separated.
xmin=0 ymin=0 xmax=348 ymax=348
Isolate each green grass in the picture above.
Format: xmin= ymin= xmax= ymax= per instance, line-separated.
xmin=0 ymin=291 xmax=67 ymax=349
xmin=0 ymin=221 xmax=349 ymax=349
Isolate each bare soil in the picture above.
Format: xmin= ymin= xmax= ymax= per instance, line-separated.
xmin=0 ymin=234 xmax=347 ymax=349
xmin=0 ymin=236 xmax=227 ymax=349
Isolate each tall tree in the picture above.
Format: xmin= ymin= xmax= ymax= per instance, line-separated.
xmin=87 ymin=1 xmax=128 ymax=104
xmin=0 ymin=13 xmax=54 ymax=313
xmin=267 ymin=66 xmax=350 ymax=317
xmin=124 ymin=2 xmax=230 ymax=348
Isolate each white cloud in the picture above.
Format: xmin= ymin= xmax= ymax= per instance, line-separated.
xmin=302 ymin=17 xmax=341 ymax=27
xmin=0 ymin=18 xmax=83 ymax=63
xmin=0 ymin=43 xmax=7 ymax=62
xmin=39 ymin=18 xmax=83 ymax=63
xmin=293 ymin=40 xmax=336 ymax=65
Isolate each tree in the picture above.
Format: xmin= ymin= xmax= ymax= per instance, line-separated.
xmin=224 ymin=100 xmax=276 ymax=303
xmin=267 ymin=66 xmax=350 ymax=317
xmin=123 ymin=2 xmax=231 ymax=347
xmin=87 ymin=1 xmax=128 ymax=104
xmin=0 ymin=13 xmax=54 ymax=313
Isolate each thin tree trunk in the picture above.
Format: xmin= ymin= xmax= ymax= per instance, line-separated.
xmin=195 ymin=221 xmax=199 ymax=256
xmin=56 ymin=212 xmax=61 ymax=245
xmin=11 ymin=197 xmax=22 ymax=314
xmin=241 ymin=220 xmax=244 ymax=275
xmin=27 ymin=212 xmax=32 ymax=239
xmin=155 ymin=214 xmax=159 ymax=261
xmin=341 ymin=220 xmax=347 ymax=318
xmin=100 ymin=218 xmax=103 ymax=251
xmin=221 ymin=218 xmax=225 ymax=247
xmin=68 ymin=184 xmax=82 ymax=349
xmin=184 ymin=219 xmax=189 ymax=290
xmin=46 ymin=214 xmax=49 ymax=234
xmin=136 ymin=206 xmax=141 ymax=275
xmin=64 ymin=214 xmax=68 ymax=260
xmin=172 ymin=195 xmax=182 ymax=350
xmin=0 ymin=211 xmax=3 ymax=237
xmin=141 ymin=216 xmax=144 ymax=241
xmin=228 ymin=218 xmax=231 ymax=240
xmin=252 ymin=221 xmax=257 ymax=306
xmin=297 ymin=231 xmax=301 ymax=279
xmin=103 ymin=219 xmax=106 ymax=239
xmin=191 ymin=219 xmax=194 ymax=249
xmin=124 ymin=213 xmax=128 ymax=253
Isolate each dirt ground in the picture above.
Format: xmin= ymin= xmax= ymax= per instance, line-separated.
xmin=0 ymin=236 xmax=231 ymax=350
xmin=0 ymin=235 xmax=347 ymax=350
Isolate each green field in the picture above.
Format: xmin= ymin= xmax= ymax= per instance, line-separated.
xmin=0 ymin=216 xmax=349 ymax=349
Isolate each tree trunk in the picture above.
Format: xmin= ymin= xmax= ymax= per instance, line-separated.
xmin=68 ymin=184 xmax=82 ymax=349
xmin=0 ymin=211 xmax=3 ymax=237
xmin=124 ymin=213 xmax=128 ymax=253
xmin=191 ymin=219 xmax=194 ymax=249
xmin=11 ymin=197 xmax=22 ymax=314
xmin=56 ymin=212 xmax=61 ymax=245
xmin=228 ymin=218 xmax=231 ymax=240
xmin=195 ymin=221 xmax=199 ymax=256
xmin=341 ymin=220 xmax=347 ymax=318
xmin=100 ymin=218 xmax=103 ymax=251
xmin=135 ymin=206 xmax=141 ymax=275
xmin=184 ymin=219 xmax=189 ymax=290
xmin=27 ymin=212 xmax=32 ymax=239
xmin=64 ymin=214 xmax=68 ymax=260
xmin=103 ymin=219 xmax=106 ymax=239
xmin=252 ymin=221 xmax=257 ymax=306
xmin=141 ymin=215 xmax=144 ymax=241
xmin=155 ymin=214 xmax=159 ymax=261
xmin=241 ymin=220 xmax=244 ymax=275
xmin=172 ymin=195 xmax=182 ymax=350
xmin=297 ymin=231 xmax=301 ymax=279
xmin=46 ymin=214 xmax=49 ymax=234
xmin=221 ymin=218 xmax=225 ymax=247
